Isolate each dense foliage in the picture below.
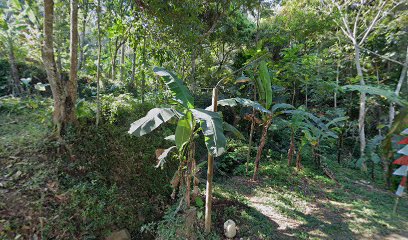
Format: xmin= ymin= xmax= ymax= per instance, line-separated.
xmin=0 ymin=0 xmax=407 ymax=239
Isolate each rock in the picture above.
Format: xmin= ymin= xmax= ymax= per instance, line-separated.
xmin=224 ymin=219 xmax=237 ymax=239
xmin=105 ymin=229 xmax=131 ymax=240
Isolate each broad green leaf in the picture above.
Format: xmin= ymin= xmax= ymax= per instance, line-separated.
xmin=259 ymin=61 xmax=272 ymax=109
xmin=235 ymin=76 xmax=251 ymax=83
xmin=272 ymin=103 xmax=294 ymax=113
xmin=326 ymin=116 xmax=349 ymax=128
xmin=367 ymin=135 xmax=384 ymax=152
xmin=175 ymin=111 xmax=194 ymax=150
xmin=10 ymin=0 xmax=22 ymax=10
xmin=156 ymin=146 xmax=177 ymax=169
xmin=191 ymin=109 xmax=226 ymax=157
xmin=371 ymin=153 xmax=381 ymax=164
xmin=255 ymin=75 xmax=265 ymax=102
xmin=128 ymin=108 xmax=179 ymax=136
xmin=153 ymin=67 xmax=194 ymax=109
xmin=223 ymin=122 xmax=245 ymax=140
xmin=206 ymin=97 xmax=271 ymax=114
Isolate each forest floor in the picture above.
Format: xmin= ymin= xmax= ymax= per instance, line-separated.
xmin=1 ymin=98 xmax=408 ymax=239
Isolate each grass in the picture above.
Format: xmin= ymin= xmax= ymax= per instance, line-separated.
xmin=212 ymin=158 xmax=408 ymax=239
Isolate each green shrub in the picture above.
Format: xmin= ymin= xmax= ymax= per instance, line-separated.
xmin=217 ymin=139 xmax=248 ymax=174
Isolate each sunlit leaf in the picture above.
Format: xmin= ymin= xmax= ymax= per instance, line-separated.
xmin=128 ymin=108 xmax=180 ymax=136
xmin=191 ymin=109 xmax=226 ymax=157
xmin=259 ymin=61 xmax=272 ymax=109
xmin=153 ymin=67 xmax=194 ymax=109
xmin=175 ymin=111 xmax=194 ymax=150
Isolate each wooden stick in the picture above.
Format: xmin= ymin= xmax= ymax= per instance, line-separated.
xmin=205 ymin=87 xmax=218 ymax=234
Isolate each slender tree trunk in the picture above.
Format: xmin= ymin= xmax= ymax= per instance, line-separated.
xmin=291 ymin=82 xmax=296 ymax=107
xmin=186 ymin=160 xmax=191 ymax=208
xmin=120 ymin=42 xmax=125 ymax=82
xmin=337 ymin=129 xmax=344 ymax=164
xmin=288 ymin=128 xmax=295 ymax=166
xmin=255 ymin=0 xmax=261 ymax=44
xmin=296 ymin=145 xmax=303 ymax=170
xmin=141 ymin=35 xmax=146 ymax=103
xmin=111 ymin=43 xmax=118 ymax=82
xmin=67 ymin=0 xmax=79 ymax=123
xmin=96 ymin=0 xmax=102 ymax=126
xmin=246 ymin=87 xmax=257 ymax=175
xmin=354 ymin=43 xmax=366 ymax=158
xmin=78 ymin=0 xmax=88 ymax=71
xmin=204 ymin=88 xmax=218 ymax=234
xmin=253 ymin=116 xmax=272 ymax=181
xmin=190 ymin=48 xmax=198 ymax=92
xmin=7 ymin=36 xmax=21 ymax=96
xmin=334 ymin=61 xmax=340 ymax=108
xmin=389 ymin=46 xmax=408 ymax=127
xmin=131 ymin=47 xmax=137 ymax=96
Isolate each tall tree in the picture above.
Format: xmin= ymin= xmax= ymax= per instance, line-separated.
xmin=96 ymin=0 xmax=102 ymax=126
xmin=42 ymin=0 xmax=78 ymax=137
xmin=68 ymin=0 xmax=79 ymax=123
xmin=0 ymin=0 xmax=24 ymax=96
xmin=389 ymin=46 xmax=408 ymax=127
xmin=328 ymin=0 xmax=401 ymax=158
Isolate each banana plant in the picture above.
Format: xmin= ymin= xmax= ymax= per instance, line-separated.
xmin=128 ymin=67 xmax=239 ymax=208
xmin=212 ymin=60 xmax=294 ymax=180
xmin=291 ymin=111 xmax=348 ymax=168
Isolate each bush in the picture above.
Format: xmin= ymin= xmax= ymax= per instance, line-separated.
xmin=61 ymin=100 xmax=178 ymax=238
xmin=217 ymin=139 xmax=249 ymax=174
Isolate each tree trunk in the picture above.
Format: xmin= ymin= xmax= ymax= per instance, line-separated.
xmin=7 ymin=36 xmax=21 ymax=96
xmin=120 ymin=42 xmax=125 ymax=82
xmin=337 ymin=129 xmax=344 ymax=164
xmin=42 ymin=0 xmax=78 ymax=136
xmin=67 ymin=0 xmax=79 ymax=123
xmin=296 ymin=145 xmax=303 ymax=170
xmin=288 ymin=128 xmax=295 ymax=166
xmin=246 ymin=87 xmax=257 ymax=175
xmin=131 ymin=48 xmax=137 ymax=96
xmin=111 ymin=43 xmax=118 ymax=83
xmin=389 ymin=46 xmax=408 ymax=127
xmin=253 ymin=116 xmax=272 ymax=181
xmin=204 ymin=88 xmax=218 ymax=234
xmin=96 ymin=0 xmax=102 ymax=126
xmin=78 ymin=0 xmax=88 ymax=71
xmin=42 ymin=0 xmax=66 ymax=136
xmin=334 ymin=61 xmax=340 ymax=108
xmin=354 ymin=43 xmax=366 ymax=158
xmin=141 ymin=35 xmax=146 ymax=103
xmin=190 ymin=48 xmax=196 ymax=88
